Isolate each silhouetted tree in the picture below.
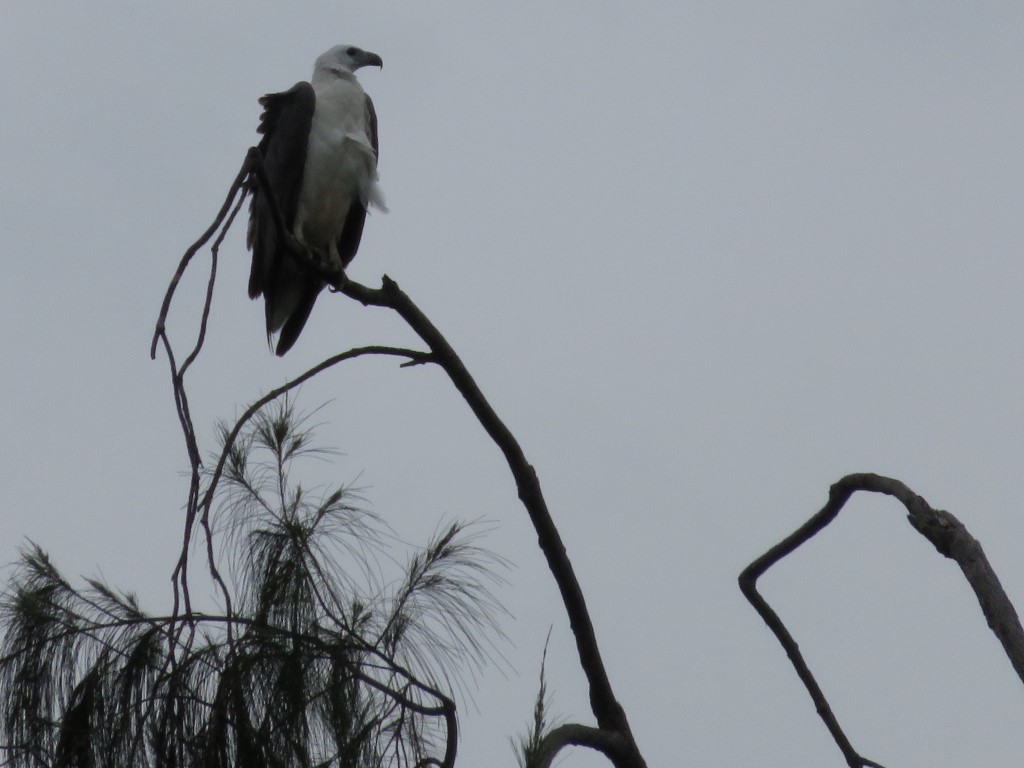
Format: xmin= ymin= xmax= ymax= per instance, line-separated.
xmin=0 ymin=401 xmax=506 ymax=768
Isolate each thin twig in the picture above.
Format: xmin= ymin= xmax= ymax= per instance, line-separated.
xmin=195 ymin=345 xmax=434 ymax=532
xmin=150 ymin=153 xmax=254 ymax=360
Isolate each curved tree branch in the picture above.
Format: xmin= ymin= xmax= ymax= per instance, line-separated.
xmin=740 ymin=472 xmax=1024 ymax=768
xmin=330 ymin=274 xmax=646 ymax=768
xmin=354 ymin=672 xmax=457 ymax=768
xmin=532 ymin=722 xmax=629 ymax=768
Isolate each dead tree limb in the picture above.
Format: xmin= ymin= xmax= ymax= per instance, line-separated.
xmin=331 ymin=274 xmax=647 ymax=768
xmin=533 ymin=723 xmax=631 ymax=768
xmin=740 ymin=471 xmax=1024 ymax=768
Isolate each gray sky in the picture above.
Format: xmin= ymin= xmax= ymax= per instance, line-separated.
xmin=2 ymin=2 xmax=1023 ymax=765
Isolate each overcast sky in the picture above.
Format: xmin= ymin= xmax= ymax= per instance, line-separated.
xmin=1 ymin=3 xmax=1023 ymax=766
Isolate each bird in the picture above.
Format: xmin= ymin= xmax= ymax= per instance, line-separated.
xmin=247 ymin=45 xmax=385 ymax=356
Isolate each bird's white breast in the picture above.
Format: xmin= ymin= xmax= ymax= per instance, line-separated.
xmin=294 ymin=76 xmax=381 ymax=249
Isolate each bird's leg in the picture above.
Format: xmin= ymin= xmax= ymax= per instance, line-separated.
xmin=288 ymin=232 xmax=309 ymax=260
xmin=289 ymin=227 xmax=326 ymax=270
xmin=287 ymin=215 xmax=312 ymax=259
xmin=326 ymin=242 xmax=345 ymax=274
xmin=287 ymin=217 xmax=339 ymax=280
xmin=323 ymin=243 xmax=350 ymax=292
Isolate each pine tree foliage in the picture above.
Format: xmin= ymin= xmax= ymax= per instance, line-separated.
xmin=511 ymin=632 xmax=560 ymax=768
xmin=0 ymin=401 xmax=507 ymax=768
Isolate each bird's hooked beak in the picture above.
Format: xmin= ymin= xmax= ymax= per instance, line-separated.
xmin=356 ymin=50 xmax=383 ymax=70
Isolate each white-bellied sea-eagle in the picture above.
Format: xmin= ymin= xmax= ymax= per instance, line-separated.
xmin=247 ymin=45 xmax=385 ymax=356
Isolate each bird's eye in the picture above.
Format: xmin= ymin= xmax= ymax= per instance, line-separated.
xmin=346 ymin=46 xmax=358 ymax=57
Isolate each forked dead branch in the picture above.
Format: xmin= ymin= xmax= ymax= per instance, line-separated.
xmin=150 ymin=148 xmax=648 ymax=768
xmin=740 ymin=472 xmax=1024 ymax=768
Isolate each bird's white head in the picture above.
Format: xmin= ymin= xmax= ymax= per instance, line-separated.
xmin=313 ymin=45 xmax=383 ymax=79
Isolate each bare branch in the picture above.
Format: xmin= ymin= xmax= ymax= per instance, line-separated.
xmin=740 ymin=471 xmax=1024 ymax=768
xmin=356 ymin=671 xmax=460 ymax=768
xmin=196 ymin=345 xmax=433 ymax=529
xmin=328 ymin=274 xmax=648 ymax=766
xmin=532 ymin=723 xmax=628 ymax=768
xmin=150 ymin=148 xmax=256 ymax=360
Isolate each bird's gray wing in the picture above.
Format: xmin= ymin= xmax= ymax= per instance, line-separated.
xmin=246 ymin=82 xmax=321 ymax=355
